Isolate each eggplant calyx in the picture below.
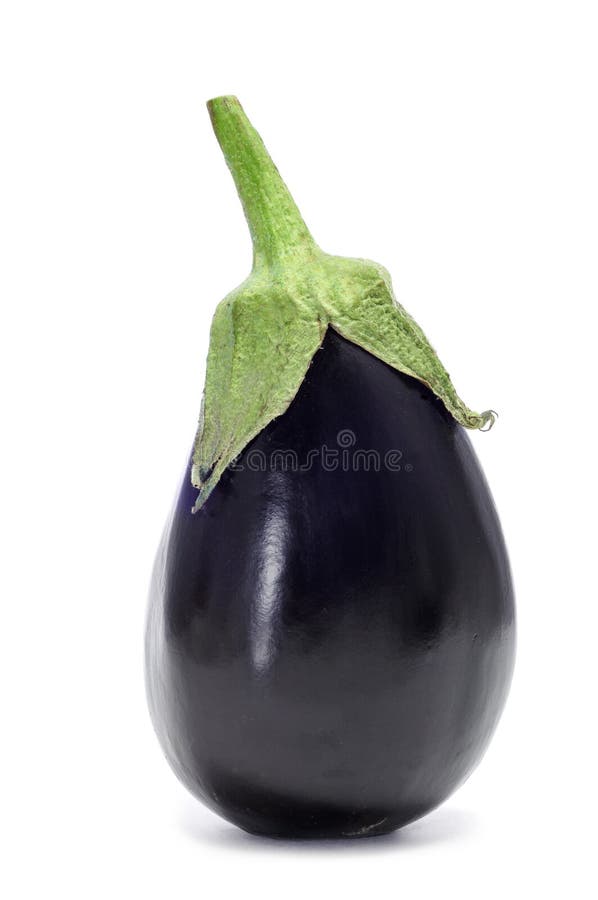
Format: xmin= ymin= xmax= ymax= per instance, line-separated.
xmin=191 ymin=97 xmax=496 ymax=511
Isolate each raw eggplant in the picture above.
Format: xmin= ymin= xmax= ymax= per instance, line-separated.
xmin=145 ymin=97 xmax=515 ymax=839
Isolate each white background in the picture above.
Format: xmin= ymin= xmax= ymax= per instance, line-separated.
xmin=1 ymin=2 xmax=597 ymax=897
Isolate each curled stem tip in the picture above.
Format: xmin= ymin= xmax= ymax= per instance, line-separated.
xmin=478 ymin=410 xmax=498 ymax=432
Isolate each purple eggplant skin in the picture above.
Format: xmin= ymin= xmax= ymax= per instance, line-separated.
xmin=145 ymin=329 xmax=515 ymax=839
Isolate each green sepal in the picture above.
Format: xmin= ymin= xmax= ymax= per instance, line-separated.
xmin=191 ymin=270 xmax=326 ymax=508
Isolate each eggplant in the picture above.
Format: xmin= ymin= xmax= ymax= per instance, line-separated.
xmin=146 ymin=97 xmax=515 ymax=839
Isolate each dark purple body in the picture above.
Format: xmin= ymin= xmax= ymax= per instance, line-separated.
xmin=146 ymin=329 xmax=515 ymax=838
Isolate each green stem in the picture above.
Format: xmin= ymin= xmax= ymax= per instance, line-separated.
xmin=207 ymin=96 xmax=318 ymax=269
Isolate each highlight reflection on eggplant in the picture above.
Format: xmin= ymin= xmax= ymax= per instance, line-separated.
xmin=146 ymin=96 xmax=515 ymax=839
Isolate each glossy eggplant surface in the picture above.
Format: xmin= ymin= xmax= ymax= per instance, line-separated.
xmin=146 ymin=329 xmax=515 ymax=839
